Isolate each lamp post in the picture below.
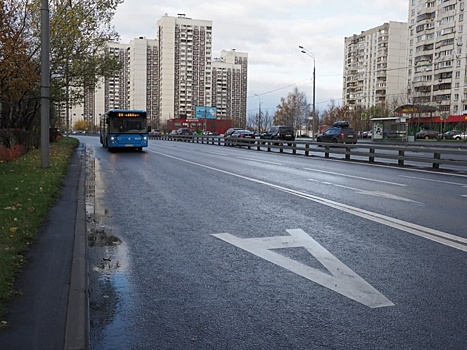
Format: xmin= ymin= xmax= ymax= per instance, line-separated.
xmin=254 ymin=94 xmax=262 ymax=133
xmin=299 ymin=46 xmax=316 ymax=140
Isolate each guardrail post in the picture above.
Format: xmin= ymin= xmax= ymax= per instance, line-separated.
xmin=292 ymin=143 xmax=296 ymax=155
xmin=305 ymin=143 xmax=309 ymax=157
xmin=324 ymin=145 xmax=330 ymax=158
xmin=433 ymin=152 xmax=441 ymax=169
xmin=398 ymin=150 xmax=405 ymax=166
xmin=369 ymin=148 xmax=375 ymax=162
xmin=267 ymin=142 xmax=271 ymax=152
xmin=345 ymin=146 xmax=350 ymax=160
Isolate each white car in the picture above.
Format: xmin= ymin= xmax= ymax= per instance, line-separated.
xmin=453 ymin=133 xmax=467 ymax=140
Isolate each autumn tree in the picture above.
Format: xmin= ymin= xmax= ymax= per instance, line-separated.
xmin=73 ymin=119 xmax=86 ymax=131
xmin=274 ymin=87 xmax=310 ymax=134
xmin=0 ymin=0 xmax=41 ymax=131
xmin=320 ymin=100 xmax=348 ymax=130
xmin=0 ymin=0 xmax=123 ymax=137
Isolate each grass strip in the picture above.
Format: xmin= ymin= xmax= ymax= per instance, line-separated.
xmin=0 ymin=137 xmax=79 ymax=321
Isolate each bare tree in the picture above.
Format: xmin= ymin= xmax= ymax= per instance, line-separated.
xmin=274 ymin=87 xmax=310 ymax=134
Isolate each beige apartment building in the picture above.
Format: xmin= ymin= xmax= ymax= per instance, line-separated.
xmin=343 ymin=21 xmax=408 ymax=111
xmin=75 ymin=38 xmax=159 ymax=130
xmin=157 ymin=14 xmax=248 ymax=125
xmin=407 ymin=0 xmax=467 ymax=116
xmin=71 ymin=14 xmax=248 ymax=130
xmin=212 ymin=49 xmax=248 ymax=125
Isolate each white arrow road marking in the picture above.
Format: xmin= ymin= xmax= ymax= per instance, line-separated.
xmin=310 ymin=181 xmax=419 ymax=203
xmin=237 ymin=157 xmax=282 ymax=165
xmin=212 ymin=229 xmax=395 ymax=309
xmin=304 ymin=168 xmax=407 ymax=186
xmin=332 ymin=184 xmax=419 ymax=203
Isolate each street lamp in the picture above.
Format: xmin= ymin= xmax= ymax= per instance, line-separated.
xmin=299 ymin=45 xmax=316 ymax=140
xmin=254 ymin=94 xmax=262 ymax=133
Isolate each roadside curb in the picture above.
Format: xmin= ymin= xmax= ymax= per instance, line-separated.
xmin=64 ymin=144 xmax=89 ymax=350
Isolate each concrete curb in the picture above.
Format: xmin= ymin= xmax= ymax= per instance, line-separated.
xmin=64 ymin=144 xmax=89 ymax=350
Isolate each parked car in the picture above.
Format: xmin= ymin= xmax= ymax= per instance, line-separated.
xmin=150 ymin=129 xmax=162 ymax=137
xmin=453 ymin=132 xmax=467 ymax=140
xmin=260 ymin=125 xmax=295 ymax=142
xmin=225 ymin=129 xmax=256 ymax=146
xmin=177 ymin=128 xmax=192 ymax=135
xmin=416 ymin=129 xmax=439 ymax=139
xmin=443 ymin=130 xmax=462 ymax=139
xmin=222 ymin=127 xmax=242 ymax=138
xmin=316 ymin=121 xmax=357 ymax=144
xmin=361 ymin=130 xmax=372 ymax=139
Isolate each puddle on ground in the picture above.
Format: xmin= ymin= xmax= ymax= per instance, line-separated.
xmin=86 ymin=149 xmax=134 ymax=349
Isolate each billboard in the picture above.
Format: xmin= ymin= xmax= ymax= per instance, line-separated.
xmin=195 ymin=106 xmax=217 ymax=119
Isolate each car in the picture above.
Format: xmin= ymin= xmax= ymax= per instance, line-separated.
xmin=443 ymin=130 xmax=462 ymax=139
xmin=225 ymin=129 xmax=256 ymax=146
xmin=223 ymin=127 xmax=243 ymax=138
xmin=361 ymin=130 xmax=371 ymax=138
xmin=453 ymin=132 xmax=467 ymax=140
xmin=177 ymin=128 xmax=192 ymax=135
xmin=150 ymin=129 xmax=162 ymax=137
xmin=260 ymin=125 xmax=295 ymax=142
xmin=316 ymin=121 xmax=357 ymax=144
xmin=416 ymin=129 xmax=439 ymax=139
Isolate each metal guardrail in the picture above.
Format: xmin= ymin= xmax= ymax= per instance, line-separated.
xmin=156 ymin=135 xmax=467 ymax=171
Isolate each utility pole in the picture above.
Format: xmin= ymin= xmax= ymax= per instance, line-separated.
xmin=255 ymin=94 xmax=262 ymax=133
xmin=41 ymin=0 xmax=50 ymax=167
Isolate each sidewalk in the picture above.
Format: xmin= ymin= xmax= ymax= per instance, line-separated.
xmin=0 ymin=144 xmax=88 ymax=350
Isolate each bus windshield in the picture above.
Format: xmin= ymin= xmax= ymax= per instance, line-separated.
xmin=110 ymin=117 xmax=147 ymax=133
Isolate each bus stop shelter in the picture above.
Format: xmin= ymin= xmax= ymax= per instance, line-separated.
xmin=393 ymin=104 xmax=439 ymax=139
xmin=370 ymin=116 xmax=409 ymax=141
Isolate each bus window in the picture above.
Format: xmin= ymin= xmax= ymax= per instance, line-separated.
xmin=109 ymin=119 xmax=121 ymax=132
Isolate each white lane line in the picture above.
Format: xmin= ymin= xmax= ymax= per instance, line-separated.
xmin=213 ymin=229 xmax=394 ymax=308
xmin=237 ymin=157 xmax=282 ymax=165
xmin=148 ymin=149 xmax=467 ymax=252
xmin=399 ymin=175 xmax=467 ymax=186
xmin=304 ymin=168 xmax=407 ymax=186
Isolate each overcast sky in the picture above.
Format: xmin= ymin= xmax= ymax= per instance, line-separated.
xmin=111 ymin=0 xmax=409 ymax=116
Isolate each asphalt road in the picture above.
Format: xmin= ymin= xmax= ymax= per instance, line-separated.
xmin=78 ymin=136 xmax=467 ymax=350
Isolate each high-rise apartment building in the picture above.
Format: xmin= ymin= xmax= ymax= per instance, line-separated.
xmin=212 ymin=49 xmax=248 ymax=126
xmin=343 ymin=21 xmax=408 ymax=111
xmin=407 ymin=0 xmax=466 ymax=115
xmin=84 ymin=38 xmax=159 ymax=128
xmin=75 ymin=14 xmax=248 ymax=130
xmin=157 ymin=14 xmax=213 ymax=122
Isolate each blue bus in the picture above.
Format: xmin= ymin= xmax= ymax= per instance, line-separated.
xmin=99 ymin=109 xmax=150 ymax=151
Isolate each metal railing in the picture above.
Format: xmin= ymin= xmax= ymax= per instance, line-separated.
xmin=156 ymin=135 xmax=467 ymax=171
